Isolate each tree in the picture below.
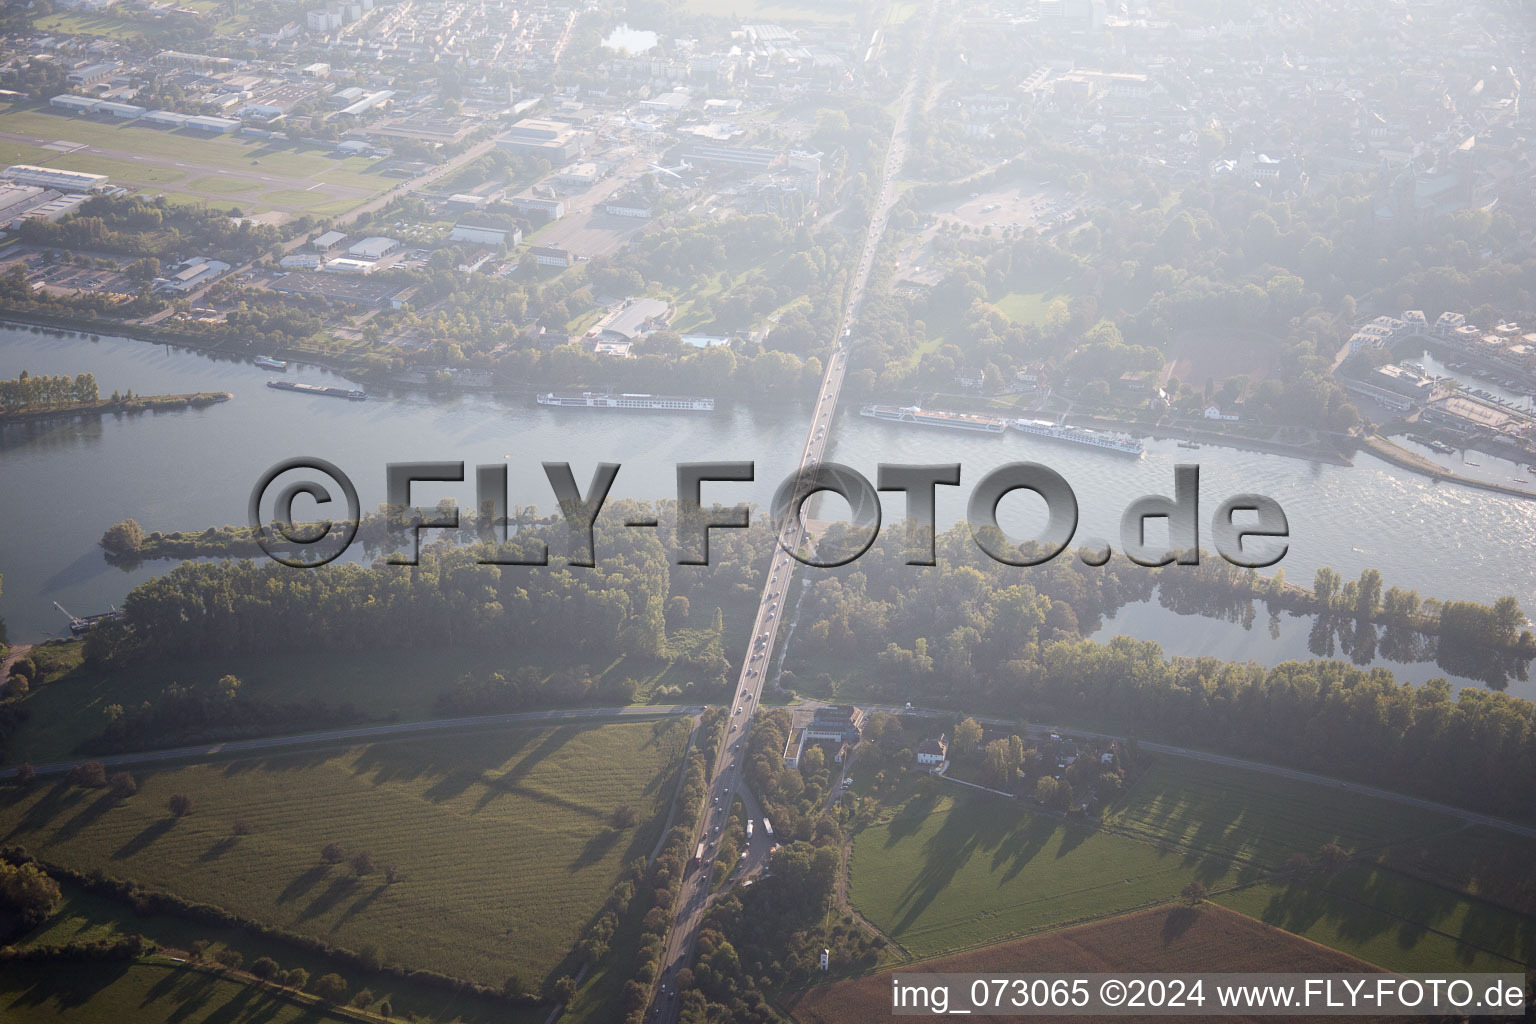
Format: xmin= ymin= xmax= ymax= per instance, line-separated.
xmin=109 ymin=770 xmax=137 ymax=798
xmin=321 ymin=842 xmax=345 ymax=864
xmin=1316 ymin=842 xmax=1350 ymax=874
xmin=350 ymin=850 xmax=375 ymax=876
xmin=214 ymin=948 xmax=244 ymax=971
xmin=953 ymin=717 xmax=983 ymax=757
xmin=100 ymin=519 xmax=145 ymax=557
xmin=611 ymin=804 xmax=637 ymax=828
xmin=0 ymin=861 xmax=61 ymax=927
xmin=168 ymin=793 xmax=193 ymax=817
xmin=1180 ymin=880 xmax=1209 ymax=905
xmin=284 ymin=967 xmax=309 ymax=990
xmin=251 ymin=956 xmax=280 ymax=981
xmin=551 ymin=975 xmax=577 ymax=1003
xmin=67 ymin=761 xmax=107 ymax=788
xmin=351 ymin=988 xmax=375 ymax=1009
xmin=313 ymin=973 xmax=348 ymax=1003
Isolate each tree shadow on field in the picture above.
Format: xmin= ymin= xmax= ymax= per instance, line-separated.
xmin=276 ymin=864 xmax=332 ymax=905
xmin=882 ymin=786 xmax=941 ymax=847
xmin=892 ymin=794 xmax=1017 ymax=936
xmin=298 ymin=873 xmax=360 ymax=923
xmin=1161 ymin=905 xmax=1201 ymax=944
xmin=48 ymin=788 xmax=122 ymax=843
xmin=1 ymin=959 xmax=131 ymax=1010
xmin=473 ymin=725 xmax=582 ymax=811
xmin=158 ymin=968 xmax=226 ymax=1024
xmin=334 ymin=882 xmax=388 ymax=930
xmin=112 ymin=817 xmax=178 ymax=860
xmin=198 ymin=836 xmax=240 ymax=862
xmin=992 ymin=813 xmax=1056 ymax=885
xmin=1 ymin=782 xmax=85 ymax=843
xmin=571 ymin=826 xmax=621 ymax=870
xmin=220 ymin=750 xmax=335 ymax=778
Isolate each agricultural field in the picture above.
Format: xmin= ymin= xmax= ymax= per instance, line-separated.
xmin=849 ymin=785 xmax=1244 ymax=958
xmin=1218 ymin=864 xmax=1534 ymax=973
xmin=1 ymin=639 xmax=724 ymax=767
xmin=1103 ymin=756 xmax=1465 ymax=869
xmin=0 ymin=960 xmax=359 ymax=1024
xmin=791 ymin=904 xmax=1386 ymax=1024
xmin=0 ymin=109 xmax=393 ymax=217
xmin=1376 ymin=826 xmax=1536 ymax=917
xmin=0 ymin=720 xmax=692 ymax=990
xmin=10 ymin=883 xmax=535 ymax=1024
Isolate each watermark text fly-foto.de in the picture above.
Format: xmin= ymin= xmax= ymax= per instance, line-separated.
xmin=248 ymin=458 xmax=1289 ymax=571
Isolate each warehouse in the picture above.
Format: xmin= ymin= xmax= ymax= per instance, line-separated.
xmin=2 ymin=165 xmax=108 ymax=192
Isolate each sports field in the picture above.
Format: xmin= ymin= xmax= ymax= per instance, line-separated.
xmin=0 ymin=109 xmax=393 ymax=216
xmin=849 ymin=786 xmax=1242 ymax=957
xmin=792 ymin=904 xmax=1382 ymax=1024
xmin=0 ymin=720 xmax=691 ymax=989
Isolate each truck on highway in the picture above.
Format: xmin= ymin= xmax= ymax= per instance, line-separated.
xmin=746 ymin=819 xmax=754 ymax=839
xmin=692 ymin=842 xmax=705 ymax=868
xmin=762 ymin=818 xmax=773 ymax=838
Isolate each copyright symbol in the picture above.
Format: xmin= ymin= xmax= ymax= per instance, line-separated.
xmin=1100 ymin=980 xmax=1127 ymax=1007
xmin=247 ymin=457 xmax=360 ymax=568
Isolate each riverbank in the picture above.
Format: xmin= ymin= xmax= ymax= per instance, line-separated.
xmin=0 ymin=391 xmax=232 ymax=424
xmin=1359 ymin=433 xmax=1536 ymax=501
xmin=1065 ymin=411 xmax=1355 ymax=466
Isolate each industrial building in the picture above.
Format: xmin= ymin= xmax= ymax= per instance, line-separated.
xmin=449 ymin=222 xmax=519 ymax=246
xmin=495 ymin=118 xmax=587 ymax=163
xmin=347 ymin=236 xmax=400 ymax=260
xmin=311 ymin=230 xmax=348 ymax=251
xmin=2 ymin=165 xmax=108 ymax=192
xmin=156 ymin=257 xmax=230 ymax=293
xmin=507 ymin=196 xmax=564 ymax=221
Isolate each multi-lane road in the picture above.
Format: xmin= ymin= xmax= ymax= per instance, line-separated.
xmin=647 ymin=6 xmax=941 ymax=1021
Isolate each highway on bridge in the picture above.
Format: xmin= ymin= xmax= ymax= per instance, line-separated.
xmin=646 ymin=3 xmax=942 ymax=1020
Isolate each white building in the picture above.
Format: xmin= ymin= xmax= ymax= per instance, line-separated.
xmin=311 ymin=229 xmax=348 ymax=252
xmin=2 ymin=165 xmax=108 ymax=192
xmin=449 ymin=223 xmax=519 ymax=246
xmin=157 ymin=257 xmax=230 ymax=293
xmin=347 ymin=236 xmax=400 ymax=260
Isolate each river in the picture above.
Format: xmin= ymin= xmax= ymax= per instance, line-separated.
xmin=1 ymin=326 xmax=1533 ymax=700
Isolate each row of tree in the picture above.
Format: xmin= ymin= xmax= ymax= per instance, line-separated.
xmin=0 ymin=370 xmax=98 ymax=411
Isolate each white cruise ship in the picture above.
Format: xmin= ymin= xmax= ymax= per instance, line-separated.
xmin=537 ymin=392 xmax=714 ymax=411
xmin=1010 ymin=418 xmax=1144 ymax=456
xmin=860 ymin=404 xmax=1007 ymax=433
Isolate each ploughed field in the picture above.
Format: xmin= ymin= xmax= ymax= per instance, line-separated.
xmin=792 ymin=904 xmax=1391 ymax=1024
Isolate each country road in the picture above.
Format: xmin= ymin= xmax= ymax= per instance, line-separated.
xmin=4 ymin=704 xmax=704 ymax=779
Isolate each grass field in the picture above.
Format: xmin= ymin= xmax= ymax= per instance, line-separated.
xmin=186 ymin=176 xmax=263 ymax=196
xmin=849 ymin=784 xmax=1243 ymax=958
xmin=2 ymin=640 xmax=729 ymax=767
xmin=13 ymin=884 xmax=536 ymax=1024
xmin=1218 ymin=865 xmax=1534 ymax=973
xmin=1374 ymin=825 xmax=1536 ymax=918
xmin=1103 ymin=757 xmax=1465 ymax=869
xmin=0 ymin=960 xmax=360 ymax=1024
xmin=0 ymin=720 xmax=691 ymax=990
xmin=0 ymin=109 xmax=392 ymax=216
xmin=791 ymin=904 xmax=1381 ymax=1024
xmin=992 ymin=290 xmax=1055 ymax=326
